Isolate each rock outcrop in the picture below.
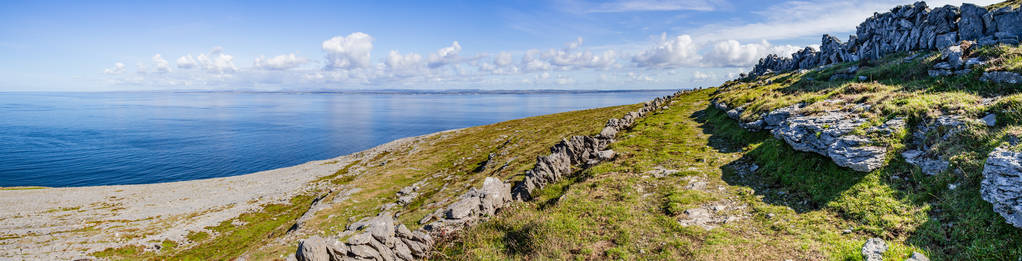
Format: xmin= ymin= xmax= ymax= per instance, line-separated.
xmin=981 ymin=147 xmax=1022 ymax=228
xmin=294 ymin=91 xmax=684 ymax=260
xmin=713 ymin=99 xmax=903 ymax=173
xmin=748 ymin=2 xmax=1022 ymax=77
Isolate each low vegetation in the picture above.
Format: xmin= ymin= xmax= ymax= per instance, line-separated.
xmin=90 ymin=101 xmax=643 ymax=259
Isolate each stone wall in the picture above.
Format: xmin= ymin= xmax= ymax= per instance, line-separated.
xmin=748 ymin=1 xmax=1022 ymax=77
xmin=293 ymin=90 xmax=684 ymax=261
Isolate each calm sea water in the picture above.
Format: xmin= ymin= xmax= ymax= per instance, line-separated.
xmin=0 ymin=91 xmax=674 ymax=187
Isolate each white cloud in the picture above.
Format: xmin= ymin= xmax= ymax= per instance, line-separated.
xmin=632 ymin=33 xmax=700 ymax=68
xmin=427 ymin=41 xmax=462 ymax=68
xmin=586 ymin=0 xmax=727 ymax=13
xmin=196 ymin=47 xmax=237 ymax=74
xmin=152 ymin=54 xmax=171 ymax=73
xmin=702 ymin=40 xmax=802 ymax=67
xmin=104 ymin=62 xmax=126 ymax=74
xmin=693 ymin=71 xmax=711 ymax=80
xmin=322 ymin=32 xmax=374 ymax=70
xmin=254 ymin=53 xmax=308 ymax=70
xmin=176 ymin=55 xmax=197 ymax=69
xmin=385 ymin=50 xmax=425 ymax=77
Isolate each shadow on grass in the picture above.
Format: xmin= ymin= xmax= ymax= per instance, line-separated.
xmin=695 ymin=105 xmax=867 ymax=213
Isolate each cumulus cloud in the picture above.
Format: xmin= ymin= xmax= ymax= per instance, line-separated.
xmin=385 ymin=50 xmax=425 ymax=77
xmin=518 ymin=38 xmax=620 ymax=72
xmin=427 ymin=41 xmax=462 ymax=68
xmin=196 ymin=47 xmax=237 ymax=74
xmin=702 ymin=40 xmax=802 ymax=67
xmin=152 ymin=54 xmax=171 ymax=73
xmin=632 ymin=33 xmax=700 ymax=68
xmin=176 ymin=55 xmax=197 ymax=69
xmin=322 ymin=32 xmax=374 ymax=70
xmin=254 ymin=53 xmax=308 ymax=70
xmin=104 ymin=62 xmax=126 ymax=74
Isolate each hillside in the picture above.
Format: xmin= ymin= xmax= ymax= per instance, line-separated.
xmin=433 ymin=1 xmax=1022 ymax=261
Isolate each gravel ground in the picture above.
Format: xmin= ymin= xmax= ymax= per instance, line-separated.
xmin=0 ymin=133 xmax=438 ymax=260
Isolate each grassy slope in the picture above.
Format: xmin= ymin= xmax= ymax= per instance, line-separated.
xmin=437 ymin=46 xmax=1022 ymax=260
xmin=90 ymin=101 xmax=643 ymax=260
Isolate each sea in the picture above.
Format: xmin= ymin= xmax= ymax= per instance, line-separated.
xmin=0 ymin=90 xmax=676 ymax=187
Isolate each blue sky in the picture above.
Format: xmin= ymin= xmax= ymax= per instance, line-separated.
xmin=0 ymin=0 xmax=999 ymax=91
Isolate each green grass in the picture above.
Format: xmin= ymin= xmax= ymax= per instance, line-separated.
xmin=437 ymin=73 xmax=1022 ymax=260
xmin=89 ymin=97 xmax=648 ymax=260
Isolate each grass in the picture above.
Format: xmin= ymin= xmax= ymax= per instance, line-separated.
xmin=88 ymin=97 xmax=648 ymax=260
xmin=989 ymin=0 xmax=1022 ymax=9
xmin=0 ymin=186 xmax=47 ymax=190
xmin=436 ymin=63 xmax=1022 ymax=260
xmin=435 ymin=89 xmax=913 ymax=260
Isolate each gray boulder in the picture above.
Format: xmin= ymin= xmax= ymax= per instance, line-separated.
xmin=907 ymin=252 xmax=930 ymax=261
xmin=981 ymin=71 xmax=1022 ymax=84
xmin=983 ymin=113 xmax=997 ymax=127
xmin=994 ymin=8 xmax=1022 ymax=36
xmin=861 ymin=237 xmax=887 ymax=261
xmin=981 ymin=147 xmax=1022 ymax=228
xmin=958 ymin=3 xmax=988 ymax=41
xmin=296 ymin=236 xmax=330 ymax=261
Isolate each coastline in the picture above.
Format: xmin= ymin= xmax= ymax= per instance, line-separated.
xmin=0 ymin=129 xmax=456 ymax=260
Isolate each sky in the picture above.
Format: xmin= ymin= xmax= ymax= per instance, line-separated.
xmin=0 ymin=0 xmax=1001 ymax=92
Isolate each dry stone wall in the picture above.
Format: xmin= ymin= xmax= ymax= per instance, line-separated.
xmin=293 ymin=91 xmax=684 ymax=260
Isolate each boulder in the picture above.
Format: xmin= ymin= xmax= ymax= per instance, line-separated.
xmin=994 ymin=8 xmax=1022 ymax=36
xmin=445 ymin=194 xmax=480 ymax=220
xmin=981 ymin=147 xmax=1022 ymax=228
xmin=981 ymin=71 xmax=1022 ymax=84
xmin=861 ymin=237 xmax=887 ymax=261
xmin=907 ymin=252 xmax=930 ymax=261
xmin=935 ymin=33 xmax=958 ymax=50
xmin=296 ymin=236 xmax=330 ymax=261
xmin=479 ymin=177 xmax=511 ymax=216
xmin=983 ymin=113 xmax=997 ymax=127
xmin=958 ymin=3 xmax=988 ymax=41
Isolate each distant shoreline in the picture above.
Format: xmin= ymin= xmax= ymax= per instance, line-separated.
xmin=0 ymin=89 xmax=686 ymax=95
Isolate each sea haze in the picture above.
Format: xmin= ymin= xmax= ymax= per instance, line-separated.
xmin=0 ymin=90 xmax=675 ymax=187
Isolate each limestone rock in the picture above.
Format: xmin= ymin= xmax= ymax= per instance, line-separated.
xmin=981 ymin=71 xmax=1022 ymax=84
xmin=907 ymin=252 xmax=930 ymax=261
xmin=981 ymin=147 xmax=1022 ymax=228
xmin=983 ymin=113 xmax=997 ymax=127
xmin=861 ymin=237 xmax=887 ymax=261
xmin=296 ymin=236 xmax=330 ymax=261
xmin=958 ymin=3 xmax=988 ymax=41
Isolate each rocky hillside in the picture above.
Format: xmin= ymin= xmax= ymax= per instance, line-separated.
xmin=424 ymin=1 xmax=1022 ymax=260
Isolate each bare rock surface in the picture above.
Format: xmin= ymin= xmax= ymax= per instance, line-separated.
xmin=982 ymin=147 xmax=1022 ymax=228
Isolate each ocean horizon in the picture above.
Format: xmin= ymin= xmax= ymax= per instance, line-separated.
xmin=0 ymin=90 xmax=676 ymax=187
